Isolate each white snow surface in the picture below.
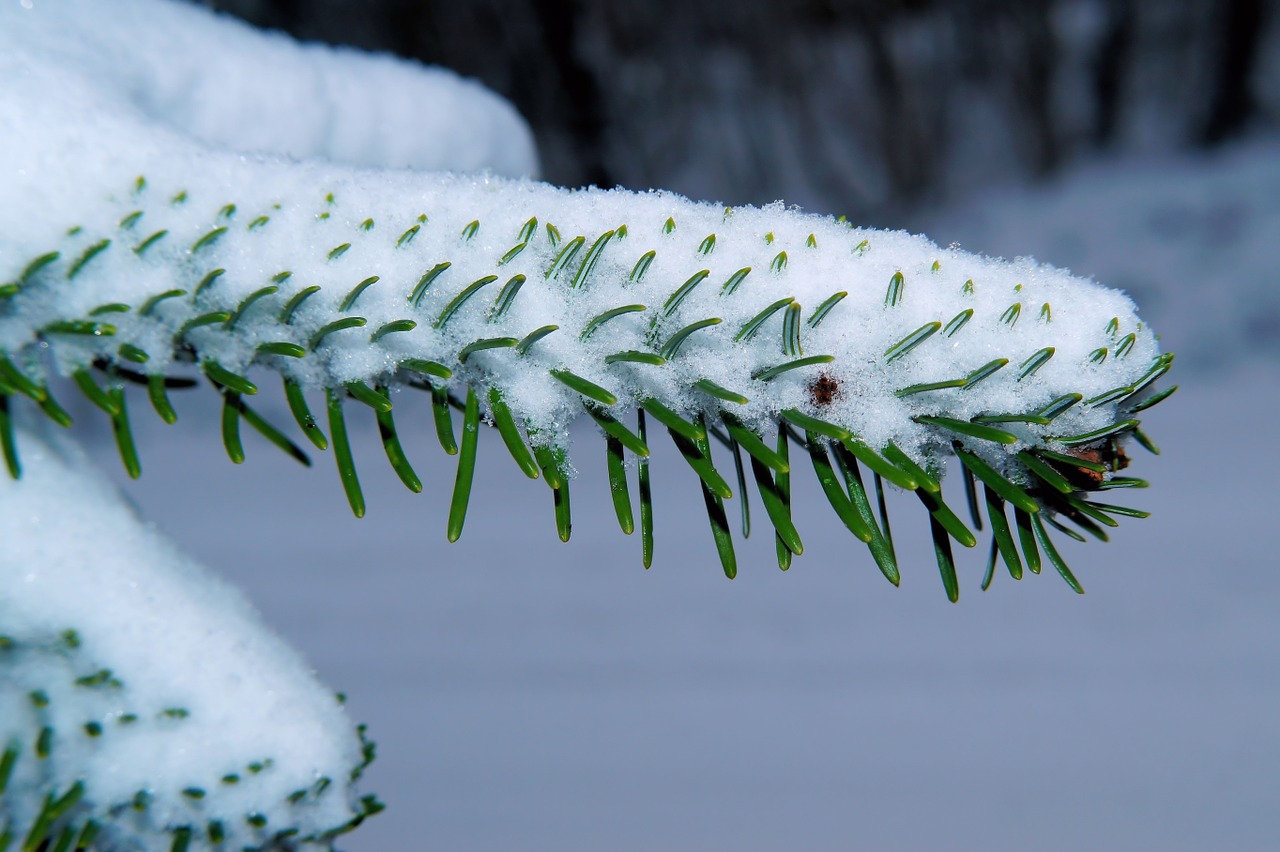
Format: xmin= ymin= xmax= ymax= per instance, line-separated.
xmin=0 ymin=421 xmax=365 ymax=848
xmin=0 ymin=0 xmax=537 ymax=181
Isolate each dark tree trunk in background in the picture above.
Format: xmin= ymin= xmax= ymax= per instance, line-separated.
xmin=1093 ymin=0 xmax=1136 ymax=147
xmin=857 ymin=6 xmax=935 ymax=200
xmin=1200 ymin=0 xmax=1269 ymax=144
xmin=206 ymin=0 xmax=1280 ymax=218
xmin=1010 ymin=4 xmax=1061 ymax=176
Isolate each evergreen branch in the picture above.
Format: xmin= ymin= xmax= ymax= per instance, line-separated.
xmin=0 ymin=172 xmax=1175 ymax=602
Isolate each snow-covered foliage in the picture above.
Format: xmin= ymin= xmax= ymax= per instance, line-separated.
xmin=0 ymin=2 xmax=1169 ymax=505
xmin=0 ymin=423 xmax=378 ymax=850
xmin=0 ymin=158 xmax=1161 ymax=461
xmin=0 ymin=0 xmax=1175 ymax=848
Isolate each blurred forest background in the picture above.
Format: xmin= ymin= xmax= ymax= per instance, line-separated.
xmin=207 ymin=0 xmax=1277 ymax=220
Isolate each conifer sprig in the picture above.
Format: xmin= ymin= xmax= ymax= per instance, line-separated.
xmin=0 ymin=177 xmax=1174 ymax=601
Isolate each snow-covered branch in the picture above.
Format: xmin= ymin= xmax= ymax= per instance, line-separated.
xmin=0 ymin=0 xmax=1174 ymax=848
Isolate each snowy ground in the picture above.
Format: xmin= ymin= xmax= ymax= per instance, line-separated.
xmin=77 ymin=139 xmax=1279 ymax=851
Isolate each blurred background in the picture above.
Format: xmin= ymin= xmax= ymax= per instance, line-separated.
xmin=209 ymin=0 xmax=1278 ymax=217
xmin=100 ymin=2 xmax=1278 ymax=848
